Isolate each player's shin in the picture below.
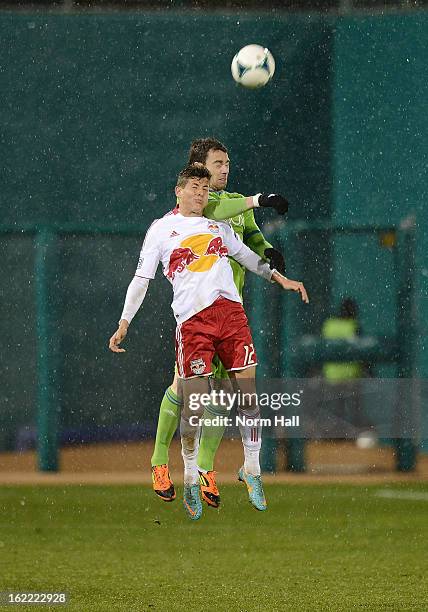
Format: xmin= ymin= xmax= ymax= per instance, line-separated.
xmin=238 ymin=412 xmax=262 ymax=476
xmin=180 ymin=377 xmax=208 ymax=485
xmin=197 ymin=375 xmax=234 ymax=472
xmin=180 ymin=415 xmax=201 ymax=485
xmin=151 ymin=386 xmax=182 ymax=467
xmin=197 ymin=403 xmax=227 ymax=472
xmin=237 ymin=389 xmax=262 ymax=476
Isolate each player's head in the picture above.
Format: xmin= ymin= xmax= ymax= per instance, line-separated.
xmin=340 ymin=297 xmax=358 ymax=319
xmin=175 ymin=164 xmax=212 ymax=217
xmin=188 ymin=138 xmax=230 ymax=191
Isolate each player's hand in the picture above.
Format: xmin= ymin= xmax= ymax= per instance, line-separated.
xmin=109 ymin=321 xmax=129 ymax=353
xmin=272 ymin=272 xmax=309 ymax=303
xmin=258 ymin=193 xmax=289 ymax=215
xmin=264 ymin=247 xmax=285 ymax=274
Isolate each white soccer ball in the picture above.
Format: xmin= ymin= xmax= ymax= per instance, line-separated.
xmin=356 ymin=431 xmax=378 ymax=450
xmin=231 ymin=44 xmax=275 ymax=89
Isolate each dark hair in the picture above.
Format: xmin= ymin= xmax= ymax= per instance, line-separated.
xmin=188 ymin=138 xmax=228 ymax=164
xmin=176 ymin=164 xmax=212 ymax=187
xmin=340 ymin=297 xmax=358 ymax=319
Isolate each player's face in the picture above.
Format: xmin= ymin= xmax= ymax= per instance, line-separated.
xmin=175 ymin=177 xmax=210 ymax=216
xmin=205 ymin=149 xmax=230 ymax=191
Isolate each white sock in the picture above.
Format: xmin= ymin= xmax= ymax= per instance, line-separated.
xmin=180 ymin=416 xmax=200 ymax=485
xmin=243 ymin=447 xmax=261 ymax=476
xmin=238 ymin=408 xmax=262 ymax=476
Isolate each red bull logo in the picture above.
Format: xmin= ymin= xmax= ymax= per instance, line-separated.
xmin=167 ymin=233 xmax=228 ymax=280
xmin=205 ymin=236 xmax=228 ymax=258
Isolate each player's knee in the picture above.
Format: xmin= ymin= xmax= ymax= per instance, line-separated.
xmin=182 ymin=376 xmax=210 ymax=419
xmin=170 ymin=371 xmax=179 ymax=395
xmin=234 ymin=365 xmax=257 ymax=379
xmin=185 ymin=391 xmax=205 ymax=419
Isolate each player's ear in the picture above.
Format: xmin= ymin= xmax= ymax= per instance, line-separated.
xmin=175 ymin=185 xmax=181 ymax=198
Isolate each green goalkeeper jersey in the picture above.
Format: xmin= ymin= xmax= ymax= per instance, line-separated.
xmin=203 ymin=190 xmax=273 ymax=298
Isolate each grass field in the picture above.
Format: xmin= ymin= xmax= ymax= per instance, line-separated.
xmin=1 ymin=483 xmax=427 ymax=611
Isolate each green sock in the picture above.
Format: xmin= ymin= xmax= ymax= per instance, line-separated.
xmin=150 ymin=387 xmax=181 ymax=467
xmin=197 ymin=405 xmax=227 ymax=472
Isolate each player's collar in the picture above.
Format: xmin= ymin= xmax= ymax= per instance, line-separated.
xmin=174 ymin=211 xmax=204 ymax=220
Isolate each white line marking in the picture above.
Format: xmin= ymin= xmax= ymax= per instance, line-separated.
xmin=375 ymin=490 xmax=428 ymax=501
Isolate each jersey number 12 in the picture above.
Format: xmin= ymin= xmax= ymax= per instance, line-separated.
xmin=243 ymin=343 xmax=255 ymax=366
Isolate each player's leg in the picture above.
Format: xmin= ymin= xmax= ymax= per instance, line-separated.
xmin=215 ymin=300 xmax=266 ymax=510
xmin=176 ymin=314 xmax=216 ymax=520
xmin=231 ymin=368 xmax=261 ymax=474
xmin=151 ymin=369 xmax=181 ymax=468
xmin=231 ymin=367 xmax=267 ymax=511
xmin=179 ymin=375 xmax=209 ymax=521
xmin=180 ymin=375 xmax=207 ymax=482
xmin=150 ymin=369 xmax=181 ymax=502
xmin=196 ymin=358 xmax=232 ymax=508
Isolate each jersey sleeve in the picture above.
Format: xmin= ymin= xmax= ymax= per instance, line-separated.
xmin=243 ymin=210 xmax=273 ymax=258
xmin=221 ymin=223 xmax=246 ymax=257
xmin=203 ymin=191 xmax=248 ymax=221
xmin=135 ymin=221 xmax=161 ymax=279
xmin=230 ymin=243 xmax=273 ymax=281
xmin=120 ymin=276 xmax=150 ymax=324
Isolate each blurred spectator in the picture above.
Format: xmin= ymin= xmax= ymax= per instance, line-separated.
xmin=321 ymin=298 xmax=376 ymax=446
xmin=322 ymin=297 xmax=363 ymax=382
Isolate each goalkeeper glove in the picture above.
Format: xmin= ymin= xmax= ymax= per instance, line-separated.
xmin=254 ymin=193 xmax=289 ymax=215
xmin=264 ymin=248 xmax=285 ymax=274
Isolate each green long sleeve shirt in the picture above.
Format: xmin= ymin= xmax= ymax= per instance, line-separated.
xmin=203 ymin=189 xmax=273 ymax=298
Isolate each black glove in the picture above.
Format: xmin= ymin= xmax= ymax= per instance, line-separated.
xmin=264 ymin=248 xmax=285 ymax=274
xmin=258 ymin=193 xmax=289 ymax=215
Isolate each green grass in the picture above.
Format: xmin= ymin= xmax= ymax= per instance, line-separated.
xmin=1 ymin=483 xmax=427 ymax=611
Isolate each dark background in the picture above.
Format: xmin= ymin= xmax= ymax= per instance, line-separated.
xmin=0 ymin=7 xmax=427 ymax=450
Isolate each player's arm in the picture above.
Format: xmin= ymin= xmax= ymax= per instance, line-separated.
xmin=203 ymin=191 xmax=252 ymax=220
xmin=243 ymin=210 xmax=286 ymax=274
xmin=270 ymin=270 xmax=309 ymax=303
xmin=108 ymin=276 xmax=150 ymax=353
xmin=225 ymin=229 xmax=308 ymax=303
xmin=203 ymin=191 xmax=289 ymax=221
xmin=109 ymin=223 xmax=161 ymax=353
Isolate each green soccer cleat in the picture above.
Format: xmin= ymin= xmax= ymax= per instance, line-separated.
xmin=238 ymin=466 xmax=267 ymax=511
xmin=183 ymin=484 xmax=203 ymax=521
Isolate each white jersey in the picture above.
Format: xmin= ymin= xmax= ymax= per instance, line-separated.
xmin=135 ymin=210 xmax=272 ymax=324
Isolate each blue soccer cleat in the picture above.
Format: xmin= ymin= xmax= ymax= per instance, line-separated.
xmin=183 ymin=484 xmax=203 ymax=521
xmin=238 ymin=466 xmax=267 ymax=511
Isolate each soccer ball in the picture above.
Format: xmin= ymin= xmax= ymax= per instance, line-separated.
xmin=231 ymin=44 xmax=275 ymax=89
